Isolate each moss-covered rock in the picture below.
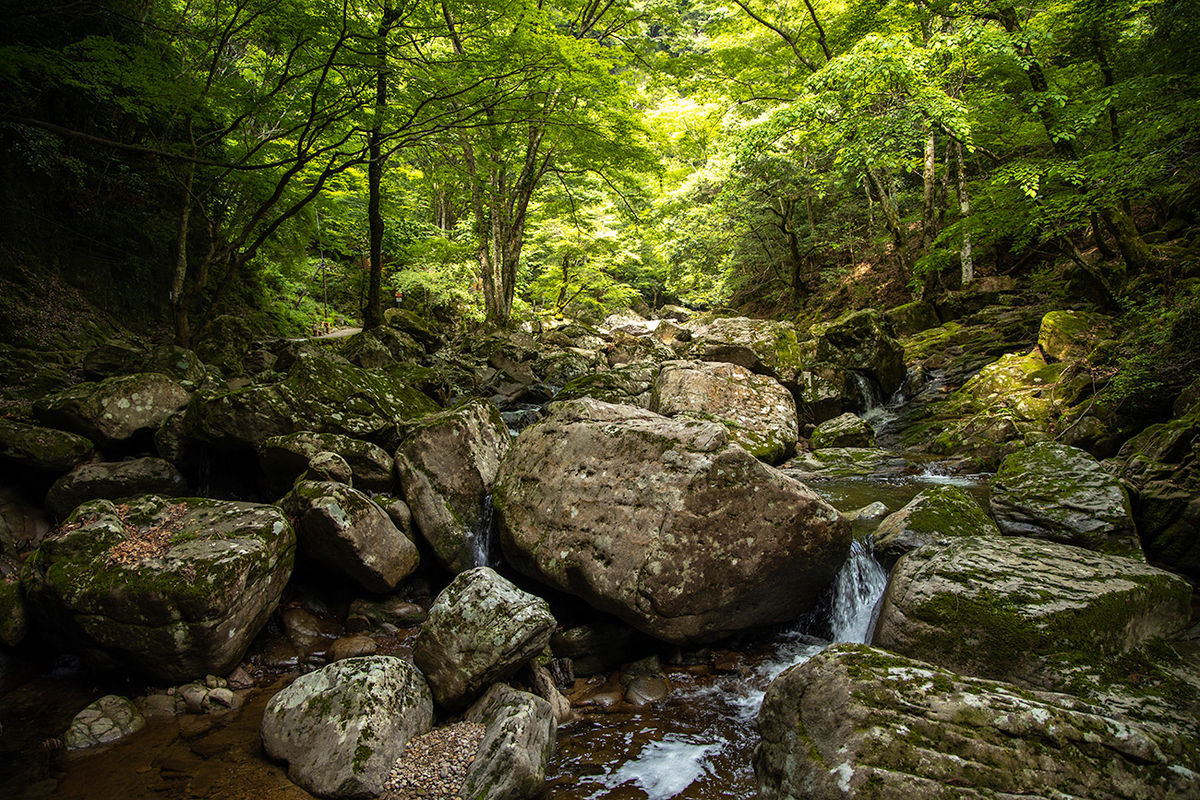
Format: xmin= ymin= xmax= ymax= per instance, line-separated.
xmin=809 ymin=309 xmax=905 ymax=397
xmin=413 ymin=567 xmax=556 ymax=711
xmin=651 ymin=360 xmax=798 ymax=464
xmin=992 ymin=441 xmax=1141 ymax=558
xmin=685 ymin=317 xmax=805 ymax=384
xmin=754 ymin=643 xmax=1199 ymax=800
xmin=63 ymin=694 xmax=145 ymax=751
xmin=885 ymin=300 xmax=940 ymax=337
xmin=1038 ymin=309 xmax=1114 ymax=363
xmin=872 ymin=535 xmax=1191 ymax=692
xmin=259 ymin=431 xmax=394 ymax=497
xmin=35 ymin=373 xmax=190 ymax=447
xmin=21 ymin=495 xmax=295 ymax=683
xmin=809 ymin=412 xmax=875 ymax=450
xmin=556 ymin=365 xmax=658 ymax=408
xmin=395 ymin=399 xmax=511 ymax=574
xmin=462 ymin=684 xmax=557 ymax=800
xmin=0 ymin=555 xmax=26 ymax=646
xmin=0 ymin=417 xmax=94 ymax=474
xmin=261 ymin=656 xmax=434 ymax=798
xmin=45 ymin=457 xmax=187 ymax=520
xmin=873 ymin=485 xmax=999 ymax=564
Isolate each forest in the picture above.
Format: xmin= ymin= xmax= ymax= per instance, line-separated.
xmin=1 ymin=0 xmax=1197 ymax=356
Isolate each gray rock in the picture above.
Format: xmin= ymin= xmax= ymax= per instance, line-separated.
xmin=754 ymin=643 xmax=1199 ymax=800
xmin=494 ymin=399 xmax=850 ymax=645
xmin=991 ymin=442 xmax=1141 ymax=558
xmin=35 ymin=373 xmax=190 ymax=447
xmin=395 ymin=399 xmax=511 ymax=573
xmin=329 ymin=634 xmax=377 ymax=662
xmin=651 ymin=360 xmax=798 ymax=464
xmin=871 ymin=535 xmax=1192 ymax=691
xmin=413 ymin=567 xmax=556 ymax=711
xmin=261 ymin=656 xmax=434 ymax=798
xmin=873 ymin=484 xmax=998 ymax=563
xmin=0 ymin=418 xmax=94 ymax=474
xmin=63 ymin=695 xmax=145 ymax=750
xmin=259 ymin=431 xmax=395 ymax=496
xmin=462 ymin=684 xmax=557 ymax=800
xmin=45 ymin=457 xmax=187 ymax=520
xmin=281 ymin=480 xmax=419 ymax=594
xmin=809 ymin=412 xmax=875 ymax=449
xmin=809 ymin=309 xmax=906 ymax=396
xmin=685 ymin=317 xmax=804 ymax=383
xmin=308 ymin=451 xmax=353 ymax=484
xmin=22 ymin=495 xmax=295 ymax=683
xmin=556 ymin=364 xmax=658 ymax=409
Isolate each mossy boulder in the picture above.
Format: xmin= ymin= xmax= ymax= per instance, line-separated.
xmin=992 ymin=442 xmax=1142 ymax=558
xmin=651 ymin=360 xmax=798 ymax=465
xmin=556 ymin=365 xmax=658 ymax=408
xmin=885 ymin=300 xmax=940 ymax=337
xmin=685 ymin=317 xmax=805 ymax=384
xmin=1038 ymin=309 xmax=1114 ymax=363
xmin=0 ymin=417 xmax=94 ymax=474
xmin=494 ymin=398 xmax=850 ymax=644
xmin=793 ymin=366 xmax=849 ymax=425
xmin=21 ymin=495 xmax=295 ymax=683
xmin=531 ymin=348 xmax=599 ymax=387
xmin=754 ymin=643 xmax=1200 ymax=800
xmin=462 ymin=683 xmax=557 ymax=800
xmin=45 ymin=457 xmax=187 ymax=520
xmin=809 ymin=309 xmax=905 ymax=397
xmin=342 ymin=328 xmax=423 ymax=368
xmin=35 ymin=373 xmax=190 ymax=447
xmin=873 ymin=485 xmax=999 ymax=564
xmin=188 ymin=357 xmax=439 ymax=450
xmin=607 ymin=330 xmax=675 ymax=367
xmin=783 ymin=447 xmax=906 ymax=479
xmin=872 ymin=535 xmax=1191 ymax=692
xmin=809 ymin=412 xmax=875 ymax=450
xmin=261 ymin=656 xmax=434 ymax=798
xmin=281 ymin=480 xmax=419 ymax=593
xmin=259 ymin=432 xmax=394 ymax=497
xmin=412 ymin=567 xmax=556 ymax=711
xmin=395 ymin=399 xmax=511 ymax=574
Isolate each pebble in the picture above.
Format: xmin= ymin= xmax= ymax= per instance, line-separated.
xmin=381 ymin=721 xmax=487 ymax=800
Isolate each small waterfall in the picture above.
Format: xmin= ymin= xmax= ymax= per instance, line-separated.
xmin=829 ymin=537 xmax=889 ymax=643
xmin=850 ymin=371 xmax=884 ymax=412
xmin=469 ymin=495 xmax=495 ymax=568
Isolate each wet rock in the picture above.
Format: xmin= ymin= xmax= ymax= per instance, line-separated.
xmin=885 ymin=300 xmax=939 ymax=337
xmin=394 ymin=399 xmax=510 ymax=574
xmin=809 ymin=412 xmax=875 ymax=449
xmin=346 ymin=596 xmax=426 ymax=631
xmin=462 ymin=684 xmax=557 ymax=800
xmin=45 ymin=457 xmax=186 ymax=520
xmin=307 ymin=451 xmax=353 ymax=484
xmin=1038 ymin=309 xmax=1114 ymax=362
xmin=872 ymin=535 xmax=1191 ymax=692
xmin=63 ymin=695 xmax=145 ymax=750
xmin=0 ymin=418 xmax=94 ymax=474
xmin=0 ymin=555 xmax=26 ymax=646
xmin=280 ymin=606 xmax=341 ymax=656
xmin=991 ymin=442 xmax=1141 ymax=558
xmin=754 ymin=643 xmax=1200 ymax=800
xmin=685 ymin=317 xmax=804 ymax=384
xmin=783 ymin=447 xmax=907 ymax=479
xmin=550 ymin=622 xmax=642 ymax=677
xmin=35 ymin=373 xmax=190 ymax=447
xmin=260 ymin=431 xmax=395 ymax=496
xmin=413 ymin=567 xmax=556 ymax=711
xmin=281 ymin=480 xmax=419 ymax=594
xmin=261 ymin=656 xmax=434 ymax=798
xmin=809 ymin=309 xmax=905 ymax=396
xmin=329 ymin=633 xmax=378 ymax=662
xmin=651 ymin=360 xmax=798 ymax=465
xmin=494 ymin=399 xmax=850 ymax=645
xmin=188 ymin=357 xmax=438 ymax=450
xmin=526 ymin=660 xmax=573 ymax=724
xmin=843 ymin=502 xmax=889 ymax=522
xmin=137 ymin=692 xmax=181 ymax=718
xmin=873 ymin=485 xmax=998 ymax=564
xmin=793 ymin=366 xmax=849 ymax=424
xmin=22 ymin=495 xmax=295 ymax=683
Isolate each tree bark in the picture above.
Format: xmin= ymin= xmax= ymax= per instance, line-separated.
xmin=171 ymin=161 xmax=195 ymax=347
xmin=866 ymin=167 xmax=911 ymax=282
xmin=954 ymin=139 xmax=973 ymax=287
xmin=921 ymin=127 xmax=937 ymax=249
xmin=364 ymin=5 xmax=394 ymax=331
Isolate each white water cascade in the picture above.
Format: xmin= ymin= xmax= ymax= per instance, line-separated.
xmin=830 ymin=537 xmax=889 ymax=643
xmin=468 ymin=495 xmax=495 ymax=568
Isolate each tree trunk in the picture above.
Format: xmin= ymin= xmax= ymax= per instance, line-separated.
xmin=866 ymin=167 xmax=911 ymax=282
xmin=954 ymin=139 xmax=973 ymax=287
xmin=171 ymin=162 xmax=195 ymax=348
xmin=921 ymin=128 xmax=937 ymax=249
xmin=364 ymin=6 xmax=392 ymax=331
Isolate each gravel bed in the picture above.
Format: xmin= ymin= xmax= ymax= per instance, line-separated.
xmin=381 ymin=721 xmax=488 ymax=800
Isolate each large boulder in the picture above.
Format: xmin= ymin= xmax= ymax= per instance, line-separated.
xmin=754 ymin=644 xmax=1199 ymax=800
xmin=0 ymin=418 xmax=94 ymax=474
xmin=280 ymin=480 xmax=419 ymax=593
xmin=808 ymin=412 xmax=874 ymax=450
xmin=45 ymin=457 xmax=187 ymax=520
xmin=809 ymin=309 xmax=905 ymax=397
xmin=395 ymin=400 xmax=511 ymax=573
xmin=1038 ymin=309 xmax=1114 ymax=362
xmin=991 ymin=442 xmax=1141 ymax=558
xmin=872 ymin=484 xmax=999 ymax=564
xmin=187 ymin=357 xmax=439 ymax=450
xmin=556 ymin=364 xmax=658 ymax=409
xmin=259 ymin=432 xmax=394 ymax=496
xmin=412 ymin=567 xmax=555 ymax=711
xmin=494 ymin=399 xmax=850 ymax=644
xmin=685 ymin=317 xmax=805 ymax=383
xmin=651 ymin=360 xmax=798 ymax=464
xmin=35 ymin=373 xmax=190 ymax=447
xmin=462 ymin=683 xmax=557 ymax=800
xmin=21 ymin=495 xmax=294 ymax=683
xmin=261 ymin=656 xmax=434 ymax=799
xmin=871 ymin=535 xmax=1191 ymax=691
